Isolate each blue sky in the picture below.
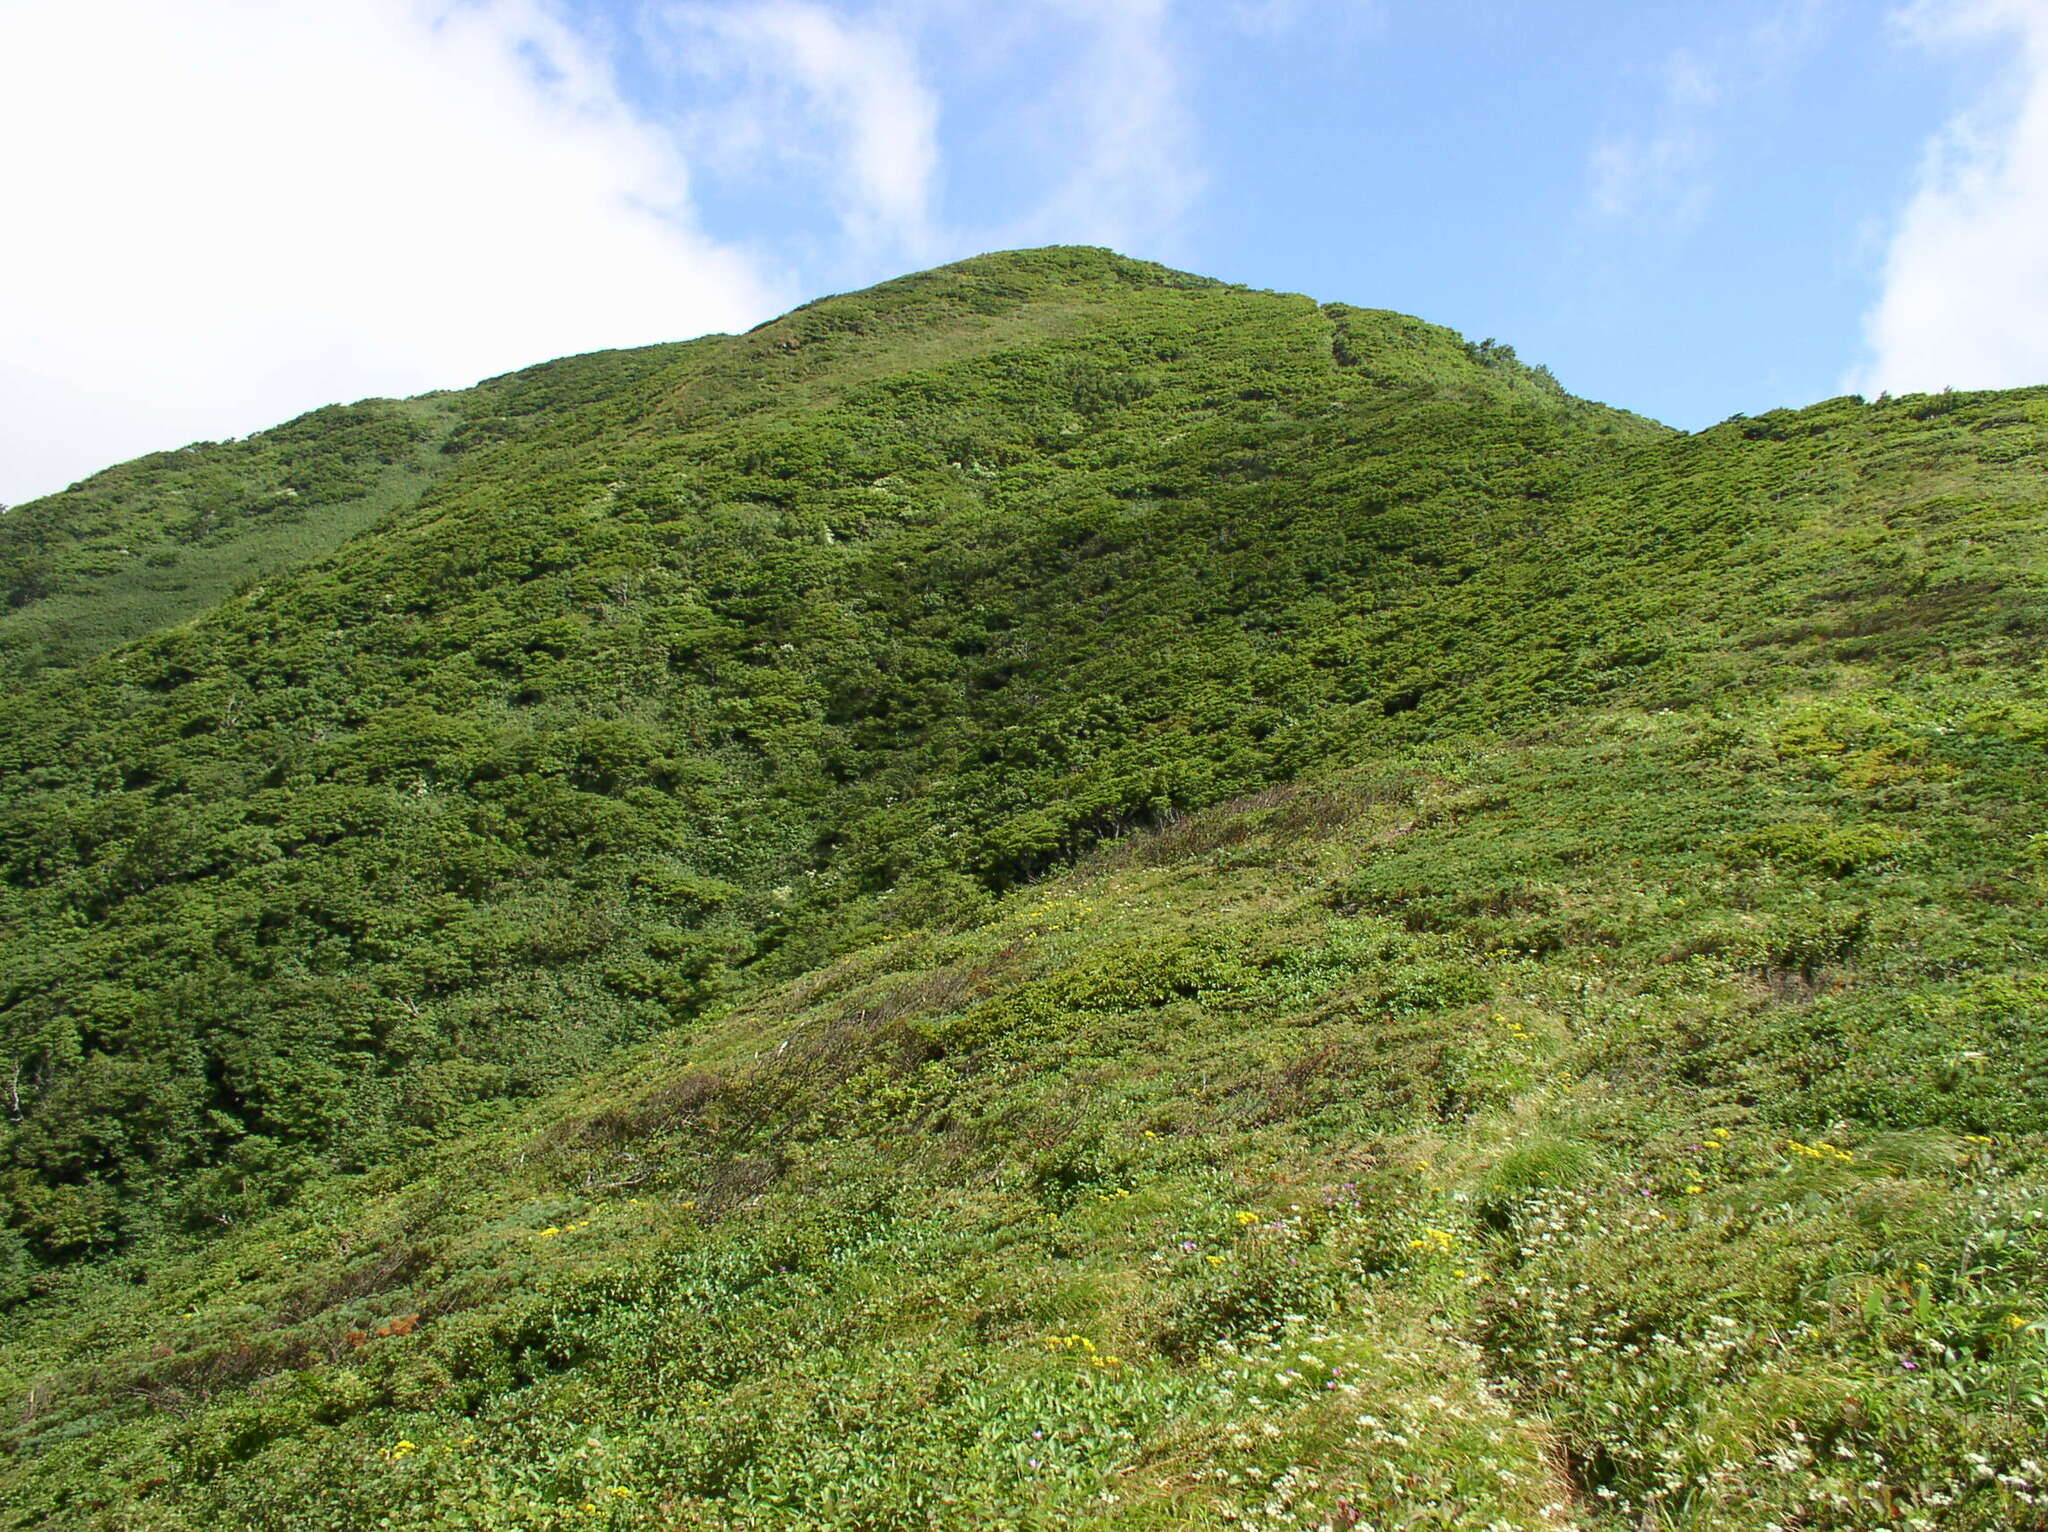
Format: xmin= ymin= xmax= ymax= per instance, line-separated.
xmin=4 ymin=0 xmax=2046 ymax=503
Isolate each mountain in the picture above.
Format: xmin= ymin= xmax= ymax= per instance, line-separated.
xmin=0 ymin=247 xmax=2044 ymax=1530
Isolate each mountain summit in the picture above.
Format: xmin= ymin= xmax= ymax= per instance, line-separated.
xmin=2 ymin=249 xmax=2045 ymax=1530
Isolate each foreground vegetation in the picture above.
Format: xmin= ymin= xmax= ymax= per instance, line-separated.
xmin=1 ymin=248 xmax=2044 ymax=1527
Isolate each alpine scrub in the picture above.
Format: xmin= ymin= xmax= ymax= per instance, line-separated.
xmin=0 ymin=247 xmax=2044 ymax=1529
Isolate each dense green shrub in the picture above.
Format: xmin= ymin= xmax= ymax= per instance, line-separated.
xmin=0 ymin=248 xmax=2045 ymax=1527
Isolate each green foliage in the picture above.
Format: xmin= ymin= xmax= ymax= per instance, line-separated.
xmin=0 ymin=246 xmax=2046 ymax=1527
xmin=0 ymin=341 xmax=711 ymax=673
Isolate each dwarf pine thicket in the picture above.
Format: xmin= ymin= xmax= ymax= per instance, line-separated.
xmin=0 ymin=247 xmax=2045 ymax=1529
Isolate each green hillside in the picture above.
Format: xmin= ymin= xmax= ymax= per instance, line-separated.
xmin=1 ymin=247 xmax=2044 ymax=1529
xmin=0 ymin=343 xmax=709 ymax=674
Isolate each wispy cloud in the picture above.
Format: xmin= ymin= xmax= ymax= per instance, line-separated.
xmin=655 ymin=2 xmax=945 ymax=259
xmin=654 ymin=0 xmax=1204 ymax=265
xmin=0 ymin=0 xmax=784 ymax=507
xmin=1850 ymin=0 xmax=2048 ymax=395
xmin=998 ymin=0 xmax=1204 ymax=254
xmin=1586 ymin=1 xmax=1832 ymax=231
xmin=1218 ymin=0 xmax=1386 ymax=41
xmin=1587 ymin=48 xmax=1720 ymax=229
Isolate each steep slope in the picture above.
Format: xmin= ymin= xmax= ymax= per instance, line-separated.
xmin=1 ymin=248 xmax=2046 ymax=1530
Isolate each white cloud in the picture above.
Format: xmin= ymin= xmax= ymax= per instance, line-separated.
xmin=1587 ymin=48 xmax=1719 ymax=229
xmin=1219 ymin=0 xmax=1383 ymax=40
xmin=1587 ymin=1 xmax=1831 ymax=231
xmin=985 ymin=0 xmax=1204 ymax=255
xmin=653 ymin=0 xmax=1202 ymax=272
xmin=0 ymin=0 xmax=786 ymax=506
xmin=656 ymin=2 xmax=944 ymax=258
xmin=1850 ymin=0 xmax=2048 ymax=395
xmin=1225 ymin=0 xmax=1305 ymax=34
